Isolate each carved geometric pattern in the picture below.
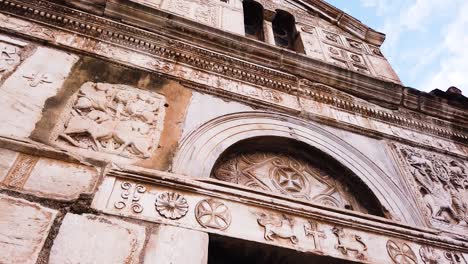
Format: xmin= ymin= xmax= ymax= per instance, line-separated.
xmin=212 ymin=152 xmax=361 ymax=212
xmin=195 ymin=199 xmax=231 ymax=230
xmin=2 ymin=153 xmax=38 ymax=188
xmin=386 ymin=240 xmax=418 ymax=264
xmin=155 ymin=192 xmax=189 ymax=220
xmin=57 ymin=82 xmax=166 ymax=159
xmin=395 ymin=145 xmax=468 ymax=230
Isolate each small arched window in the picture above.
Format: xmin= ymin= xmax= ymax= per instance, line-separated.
xmin=272 ymin=10 xmax=296 ymax=50
xmin=243 ymin=0 xmax=264 ymax=41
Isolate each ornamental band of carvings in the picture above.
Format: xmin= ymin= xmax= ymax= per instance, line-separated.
xmin=212 ymin=152 xmax=365 ymax=212
xmin=57 ymin=82 xmax=166 ymax=159
xmin=397 ymin=145 xmax=468 ymax=228
xmin=195 ymin=199 xmax=231 ymax=230
xmin=386 ymin=240 xmax=418 ymax=264
xmin=257 ymin=213 xmax=298 ymax=244
xmin=332 ymin=226 xmax=367 ymax=260
xmin=2 ymin=153 xmax=38 ymax=188
xmin=114 ymin=182 xmax=146 ymax=213
xmin=155 ymin=192 xmax=189 ymax=220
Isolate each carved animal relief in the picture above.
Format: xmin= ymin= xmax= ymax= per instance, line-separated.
xmin=257 ymin=213 xmax=298 ymax=244
xmin=212 ymin=152 xmax=367 ymax=212
xmin=57 ymin=82 xmax=166 ymax=159
xmin=332 ymin=226 xmax=367 ymax=260
xmin=396 ymin=145 xmax=468 ymax=230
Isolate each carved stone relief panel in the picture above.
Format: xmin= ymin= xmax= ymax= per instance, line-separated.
xmin=212 ymin=151 xmax=372 ymax=214
xmin=0 ymin=42 xmax=21 ymax=78
xmin=55 ymin=82 xmax=166 ymax=159
xmin=420 ymin=245 xmax=468 ymax=264
xmin=161 ymin=0 xmax=222 ymax=28
xmin=393 ymin=144 xmax=468 ymax=233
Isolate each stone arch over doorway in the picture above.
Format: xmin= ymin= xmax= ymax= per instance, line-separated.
xmin=173 ymin=111 xmax=422 ymax=226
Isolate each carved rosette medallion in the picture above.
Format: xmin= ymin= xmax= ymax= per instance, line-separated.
xmin=394 ymin=144 xmax=468 ymax=231
xmin=386 ymin=240 xmax=418 ymax=264
xmin=155 ymin=192 xmax=189 ymax=220
xmin=57 ymin=82 xmax=166 ymax=159
xmin=195 ymin=199 xmax=231 ymax=230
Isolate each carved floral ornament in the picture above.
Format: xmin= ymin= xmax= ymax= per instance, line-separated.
xmin=386 ymin=240 xmax=418 ymax=264
xmin=396 ymin=145 xmax=468 ymax=229
xmin=56 ymin=82 xmax=166 ymax=159
xmin=155 ymin=192 xmax=189 ymax=220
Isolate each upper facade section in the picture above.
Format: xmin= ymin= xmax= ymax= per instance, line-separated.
xmin=63 ymin=0 xmax=401 ymax=84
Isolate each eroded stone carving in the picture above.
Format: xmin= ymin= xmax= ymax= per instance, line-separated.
xmin=195 ymin=199 xmax=231 ymax=230
xmin=0 ymin=43 xmax=20 ymax=74
xmin=332 ymin=226 xmax=367 ymax=260
xmin=57 ymin=82 xmax=166 ymax=159
xmin=212 ymin=152 xmax=363 ymax=212
xmin=257 ymin=213 xmax=298 ymax=244
xmin=398 ymin=146 xmax=468 ymax=228
xmin=420 ymin=245 xmax=441 ymax=264
xmin=23 ymin=71 xmax=53 ymax=87
xmin=3 ymin=153 xmax=38 ymax=188
xmin=387 ymin=240 xmax=418 ymax=264
xmin=304 ymin=220 xmax=326 ymax=251
xmin=114 ymin=182 xmax=146 ymax=213
xmin=155 ymin=192 xmax=189 ymax=220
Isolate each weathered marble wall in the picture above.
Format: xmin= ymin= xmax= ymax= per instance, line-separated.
xmin=0 ymin=4 xmax=467 ymax=263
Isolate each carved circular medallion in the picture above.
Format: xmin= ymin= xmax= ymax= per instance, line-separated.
xmin=195 ymin=199 xmax=231 ymax=230
xmin=155 ymin=192 xmax=189 ymax=220
xmin=386 ymin=240 xmax=418 ymax=264
xmin=270 ymin=158 xmax=309 ymax=199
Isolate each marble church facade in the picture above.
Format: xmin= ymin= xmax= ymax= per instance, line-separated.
xmin=0 ymin=0 xmax=467 ymax=263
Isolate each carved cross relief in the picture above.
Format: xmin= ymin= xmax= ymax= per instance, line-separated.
xmin=212 ymin=152 xmax=368 ymax=213
xmin=395 ymin=144 xmax=468 ymax=232
xmin=56 ymin=82 xmax=166 ymax=159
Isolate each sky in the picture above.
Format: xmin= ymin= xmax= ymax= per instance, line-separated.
xmin=325 ymin=0 xmax=468 ymax=95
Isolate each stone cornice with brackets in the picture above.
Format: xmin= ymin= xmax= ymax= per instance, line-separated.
xmin=0 ymin=0 xmax=467 ymax=154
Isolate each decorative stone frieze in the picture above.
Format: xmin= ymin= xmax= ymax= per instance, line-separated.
xmin=92 ymin=171 xmax=468 ymax=264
